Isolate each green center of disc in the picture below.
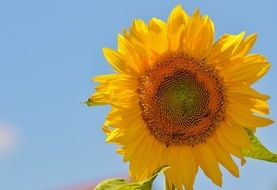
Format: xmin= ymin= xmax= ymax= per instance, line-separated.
xmin=156 ymin=71 xmax=209 ymax=124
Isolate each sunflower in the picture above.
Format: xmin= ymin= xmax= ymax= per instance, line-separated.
xmin=89 ymin=5 xmax=273 ymax=190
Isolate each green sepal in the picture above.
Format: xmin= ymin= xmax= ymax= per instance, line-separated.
xmin=242 ymin=128 xmax=277 ymax=162
xmin=83 ymin=98 xmax=108 ymax=107
xmin=94 ymin=166 xmax=169 ymax=190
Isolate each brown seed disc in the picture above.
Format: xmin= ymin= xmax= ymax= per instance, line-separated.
xmin=138 ymin=53 xmax=226 ymax=146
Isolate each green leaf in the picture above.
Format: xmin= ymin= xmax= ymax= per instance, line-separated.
xmin=94 ymin=166 xmax=169 ymax=190
xmin=242 ymin=129 xmax=277 ymax=162
xmin=94 ymin=178 xmax=128 ymax=190
xmin=83 ymin=98 xmax=108 ymax=107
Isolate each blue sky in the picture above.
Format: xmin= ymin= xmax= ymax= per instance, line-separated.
xmin=0 ymin=0 xmax=276 ymax=189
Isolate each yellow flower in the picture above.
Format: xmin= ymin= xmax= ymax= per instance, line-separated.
xmin=89 ymin=5 xmax=273 ymax=190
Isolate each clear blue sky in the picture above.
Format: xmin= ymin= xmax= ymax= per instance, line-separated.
xmin=0 ymin=0 xmax=276 ymax=189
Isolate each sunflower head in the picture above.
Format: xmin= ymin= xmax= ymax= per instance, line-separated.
xmin=89 ymin=4 xmax=273 ymax=190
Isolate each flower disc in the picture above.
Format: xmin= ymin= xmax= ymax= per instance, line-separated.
xmin=138 ymin=53 xmax=225 ymax=146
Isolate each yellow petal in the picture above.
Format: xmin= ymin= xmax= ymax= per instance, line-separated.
xmin=252 ymin=99 xmax=270 ymax=115
xmin=107 ymin=116 xmax=145 ymax=144
xmin=148 ymin=17 xmax=167 ymax=33
xmin=184 ymin=9 xmax=201 ymax=49
xmin=179 ymin=146 xmax=198 ymax=190
xmin=167 ymin=4 xmax=189 ymax=34
xmin=129 ymin=133 xmax=150 ymax=179
xmin=238 ymin=33 xmax=257 ymax=56
xmin=227 ymin=84 xmax=270 ymax=100
xmin=221 ymin=59 xmax=270 ymax=85
xmin=167 ymin=5 xmax=189 ymax=52
xmin=117 ymin=34 xmax=148 ymax=72
xmin=148 ymin=27 xmax=168 ymax=55
xmin=208 ymin=32 xmax=245 ymax=64
xmin=209 ymin=138 xmax=239 ymax=177
xmin=122 ymin=131 xmax=145 ymax=162
xmin=216 ymin=129 xmax=246 ymax=164
xmin=103 ymin=48 xmax=139 ymax=75
xmin=95 ymin=76 xmax=138 ymax=93
xmin=89 ymin=92 xmax=110 ymax=104
xmin=131 ymin=134 xmax=155 ymax=179
xmin=129 ymin=19 xmax=148 ymax=43
xmin=183 ymin=9 xmax=215 ymax=59
xmin=148 ymin=140 xmax=166 ymax=173
xmin=227 ymin=107 xmax=273 ymax=128
xmin=194 ymin=143 xmax=222 ymax=187
xmin=220 ymin=121 xmax=251 ymax=148
xmin=93 ymin=73 xmax=132 ymax=82
xmin=227 ymin=95 xmax=270 ymax=115
xmin=166 ymin=147 xmax=184 ymax=190
xmin=168 ymin=24 xmax=185 ymax=52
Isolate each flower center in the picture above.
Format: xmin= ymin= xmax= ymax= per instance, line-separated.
xmin=156 ymin=71 xmax=209 ymax=125
xmin=138 ymin=53 xmax=225 ymax=146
